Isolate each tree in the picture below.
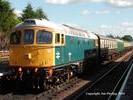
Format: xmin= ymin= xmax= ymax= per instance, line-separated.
xmin=35 ymin=8 xmax=49 ymax=20
xmin=0 ymin=0 xmax=21 ymax=49
xmin=22 ymin=4 xmax=35 ymax=20
xmin=22 ymin=4 xmax=49 ymax=21
xmin=122 ymin=35 xmax=133 ymax=41
xmin=0 ymin=0 xmax=19 ymax=33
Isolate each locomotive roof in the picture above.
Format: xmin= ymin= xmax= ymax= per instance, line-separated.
xmin=15 ymin=19 xmax=64 ymax=31
xmin=14 ymin=19 xmax=90 ymax=38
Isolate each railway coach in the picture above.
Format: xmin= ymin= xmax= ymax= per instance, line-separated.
xmin=124 ymin=41 xmax=133 ymax=51
xmin=95 ymin=35 xmax=124 ymax=61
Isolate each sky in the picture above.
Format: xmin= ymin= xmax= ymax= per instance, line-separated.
xmin=8 ymin=0 xmax=133 ymax=37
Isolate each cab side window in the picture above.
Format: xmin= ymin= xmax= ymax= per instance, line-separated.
xmin=55 ymin=33 xmax=60 ymax=44
xmin=10 ymin=31 xmax=21 ymax=44
xmin=61 ymin=34 xmax=64 ymax=44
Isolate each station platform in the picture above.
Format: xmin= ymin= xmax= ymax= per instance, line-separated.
xmin=116 ymin=63 xmax=133 ymax=100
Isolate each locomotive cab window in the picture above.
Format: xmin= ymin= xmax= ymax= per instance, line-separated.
xmin=36 ymin=30 xmax=52 ymax=44
xmin=10 ymin=31 xmax=21 ymax=44
xmin=61 ymin=34 xmax=64 ymax=44
xmin=55 ymin=33 xmax=60 ymax=44
xmin=24 ymin=29 xmax=34 ymax=44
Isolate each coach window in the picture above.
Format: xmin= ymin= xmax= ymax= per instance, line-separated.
xmin=10 ymin=31 xmax=21 ymax=44
xmin=105 ymin=40 xmax=107 ymax=48
xmin=111 ymin=42 xmax=112 ymax=49
xmin=36 ymin=30 xmax=52 ymax=44
xmin=103 ymin=40 xmax=105 ymax=48
xmin=61 ymin=34 xmax=64 ymax=44
xmin=55 ymin=33 xmax=60 ymax=44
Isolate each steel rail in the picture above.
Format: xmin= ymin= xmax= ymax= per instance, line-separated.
xmin=72 ymin=52 xmax=133 ymax=100
xmin=107 ymin=58 xmax=133 ymax=100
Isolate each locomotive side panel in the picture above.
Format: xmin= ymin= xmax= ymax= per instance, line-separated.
xmin=55 ymin=35 xmax=96 ymax=66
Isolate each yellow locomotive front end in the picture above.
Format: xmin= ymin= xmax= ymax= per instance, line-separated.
xmin=10 ymin=29 xmax=55 ymax=68
xmin=10 ymin=27 xmax=55 ymax=69
xmin=9 ymin=19 xmax=58 ymax=89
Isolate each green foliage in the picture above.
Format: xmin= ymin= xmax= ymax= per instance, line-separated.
xmin=122 ymin=35 xmax=133 ymax=41
xmin=35 ymin=8 xmax=49 ymax=20
xmin=22 ymin=4 xmax=49 ymax=21
xmin=0 ymin=0 xmax=10 ymax=12
xmin=0 ymin=0 xmax=21 ymax=49
xmin=0 ymin=0 xmax=21 ymax=35
xmin=22 ymin=4 xmax=35 ymax=20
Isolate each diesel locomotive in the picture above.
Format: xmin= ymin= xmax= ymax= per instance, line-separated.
xmin=9 ymin=19 xmax=132 ymax=89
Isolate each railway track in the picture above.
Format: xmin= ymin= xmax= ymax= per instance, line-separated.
xmin=0 ymin=51 xmax=132 ymax=100
xmin=66 ymin=51 xmax=133 ymax=100
xmin=0 ymin=77 xmax=82 ymax=100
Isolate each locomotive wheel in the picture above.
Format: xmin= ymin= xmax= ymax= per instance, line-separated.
xmin=66 ymin=68 xmax=73 ymax=81
xmin=15 ymin=79 xmax=25 ymax=92
xmin=39 ymin=79 xmax=48 ymax=91
xmin=67 ymin=72 xmax=70 ymax=82
xmin=108 ymin=56 xmax=112 ymax=61
xmin=79 ymin=62 xmax=83 ymax=73
xmin=33 ymin=78 xmax=44 ymax=90
xmin=33 ymin=77 xmax=49 ymax=91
